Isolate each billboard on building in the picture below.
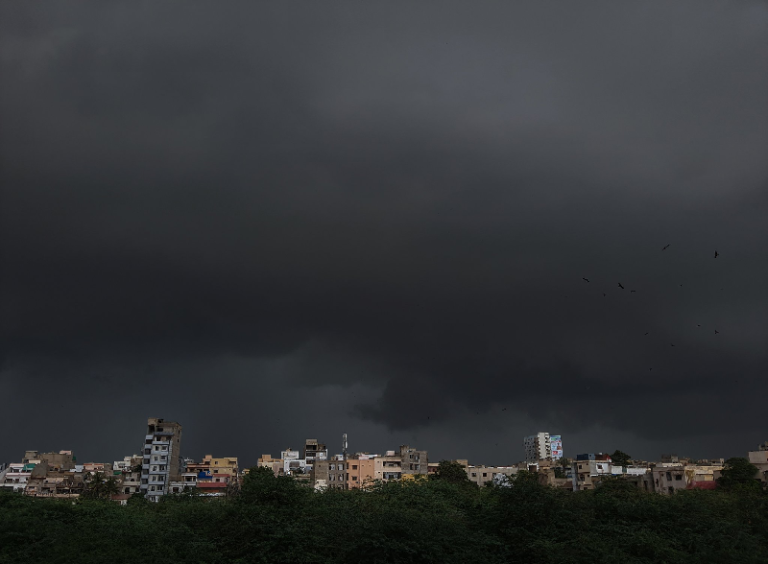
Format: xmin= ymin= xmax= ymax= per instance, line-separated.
xmin=550 ymin=435 xmax=563 ymax=460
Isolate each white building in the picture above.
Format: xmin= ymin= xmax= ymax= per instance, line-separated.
xmin=0 ymin=463 xmax=33 ymax=492
xmin=281 ymin=449 xmax=308 ymax=476
xmin=524 ymin=432 xmax=552 ymax=463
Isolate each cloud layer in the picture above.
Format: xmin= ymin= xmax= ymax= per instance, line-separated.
xmin=1 ymin=1 xmax=767 ymax=465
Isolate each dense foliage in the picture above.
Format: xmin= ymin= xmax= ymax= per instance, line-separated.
xmin=1 ymin=470 xmax=766 ymax=564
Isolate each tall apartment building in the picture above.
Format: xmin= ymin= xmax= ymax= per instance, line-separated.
xmin=139 ymin=418 xmax=183 ymax=502
xmin=303 ymin=439 xmax=328 ymax=470
xmin=524 ymin=432 xmax=552 ymax=463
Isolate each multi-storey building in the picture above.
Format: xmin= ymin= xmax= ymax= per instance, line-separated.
xmin=524 ymin=432 xmax=553 ymax=463
xmin=139 ymin=418 xmax=183 ymax=502
xmin=115 ymin=455 xmax=143 ymax=495
xmin=328 ymin=454 xmax=347 ymax=489
xmin=257 ymin=454 xmax=284 ymax=476
xmin=303 ymin=439 xmax=328 ymax=471
xmin=651 ymin=464 xmax=687 ymax=495
xmin=748 ymin=447 xmax=768 ymax=485
xmin=374 ymin=451 xmax=402 ymax=482
xmin=184 ymin=454 xmax=239 ymax=495
xmin=465 ymin=465 xmax=519 ymax=487
xmin=0 ymin=463 xmax=33 ymax=492
xmin=346 ymin=455 xmax=377 ymax=489
xmin=309 ymin=459 xmax=330 ymax=490
xmin=281 ymin=448 xmax=308 ymax=477
xmin=571 ymin=453 xmax=613 ymax=491
xmin=399 ymin=445 xmax=428 ymax=475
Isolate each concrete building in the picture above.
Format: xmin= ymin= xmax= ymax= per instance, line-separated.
xmin=303 ymin=439 xmax=328 ymax=471
xmin=524 ymin=432 xmax=552 ymax=463
xmin=747 ymin=449 xmax=768 ymax=485
xmin=281 ymin=448 xmax=308 ymax=477
xmin=23 ymin=451 xmax=75 ymax=471
xmin=186 ymin=454 xmax=239 ymax=495
xmin=572 ymin=453 xmax=613 ymax=491
xmin=140 ymin=418 xmax=183 ymax=502
xmin=651 ymin=464 xmax=687 ymax=495
xmin=399 ymin=445 xmax=428 ymax=476
xmin=0 ymin=463 xmax=34 ymax=492
xmin=374 ymin=451 xmax=402 ymax=482
xmin=466 ymin=465 xmax=519 ymax=487
xmin=257 ymin=454 xmax=283 ymax=476
xmin=328 ymin=454 xmax=347 ymax=489
xmin=683 ymin=464 xmax=723 ymax=490
xmin=115 ymin=455 xmax=143 ymax=495
xmin=309 ymin=459 xmax=330 ymax=490
xmin=347 ymin=455 xmax=377 ymax=489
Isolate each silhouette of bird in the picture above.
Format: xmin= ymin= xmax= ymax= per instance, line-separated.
xmin=715 ymin=330 xmax=719 ymax=335
xmin=602 ymin=293 xmax=606 ymax=297
xmin=630 ymin=290 xmax=636 ymax=293
xmin=679 ymin=284 xmax=683 ymax=287
xmin=582 ymin=277 xmax=590 ymax=282
xmin=697 ymin=324 xmax=701 ymax=327
xmin=714 ymin=250 xmax=719 ymax=258
xmin=662 ymin=244 xmax=670 ymax=250
xmin=670 ymin=343 xmax=675 ymax=347
xmin=644 ymin=332 xmax=649 ymax=335
xmin=502 ymin=407 xmax=507 ymax=411
xmin=618 ymin=283 xmax=624 ymax=289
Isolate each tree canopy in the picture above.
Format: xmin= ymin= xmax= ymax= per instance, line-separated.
xmin=610 ymin=450 xmax=632 ymax=467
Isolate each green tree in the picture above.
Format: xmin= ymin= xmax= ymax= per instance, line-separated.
xmin=239 ymin=466 xmax=309 ymax=506
xmin=80 ymin=472 xmax=119 ymax=501
xmin=610 ymin=450 xmax=631 ymax=467
xmin=431 ymin=460 xmax=473 ymax=485
xmin=717 ymin=457 xmax=762 ymax=491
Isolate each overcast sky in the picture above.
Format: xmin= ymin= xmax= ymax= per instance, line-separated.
xmin=1 ymin=1 xmax=767 ymax=468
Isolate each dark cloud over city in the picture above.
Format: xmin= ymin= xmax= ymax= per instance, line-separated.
xmin=1 ymin=1 xmax=767 ymax=466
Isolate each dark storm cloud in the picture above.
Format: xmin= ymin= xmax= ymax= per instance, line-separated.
xmin=1 ymin=1 xmax=767 ymax=464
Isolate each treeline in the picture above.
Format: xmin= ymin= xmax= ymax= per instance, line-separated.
xmin=1 ymin=467 xmax=767 ymax=564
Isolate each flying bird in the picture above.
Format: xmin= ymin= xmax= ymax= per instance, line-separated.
xmin=697 ymin=324 xmax=701 ymax=327
xmin=670 ymin=343 xmax=675 ymax=347
xmin=618 ymin=283 xmax=624 ymax=289
xmin=714 ymin=250 xmax=719 ymax=258
xmin=602 ymin=293 xmax=606 ymax=297
xmin=630 ymin=290 xmax=636 ymax=293
xmin=662 ymin=244 xmax=670 ymax=250
xmin=582 ymin=277 xmax=590 ymax=282
xmin=644 ymin=332 xmax=649 ymax=335
xmin=715 ymin=330 xmax=719 ymax=335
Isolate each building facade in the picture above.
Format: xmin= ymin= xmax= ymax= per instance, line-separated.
xmin=524 ymin=432 xmax=552 ymax=463
xmin=140 ymin=418 xmax=183 ymax=502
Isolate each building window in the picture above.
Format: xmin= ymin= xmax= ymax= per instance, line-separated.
xmin=675 ymin=475 xmax=682 ymax=481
